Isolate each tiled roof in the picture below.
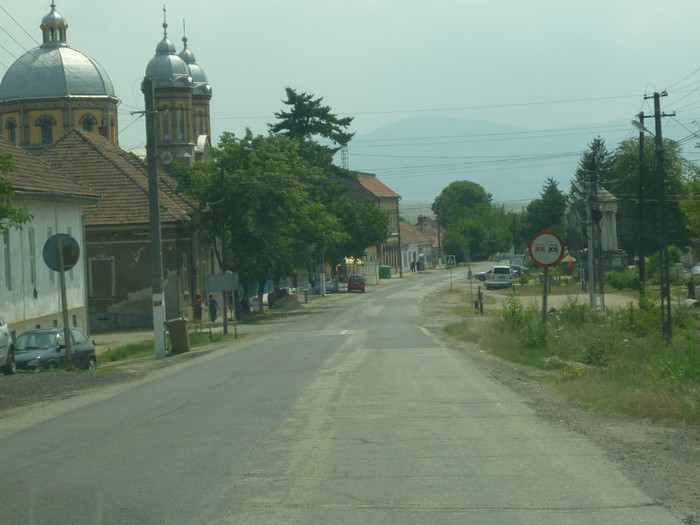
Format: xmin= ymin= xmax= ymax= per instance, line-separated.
xmin=41 ymin=130 xmax=193 ymax=226
xmin=0 ymin=135 xmax=97 ymax=199
xmin=357 ymin=173 xmax=401 ymax=199
xmin=400 ymin=222 xmax=433 ymax=245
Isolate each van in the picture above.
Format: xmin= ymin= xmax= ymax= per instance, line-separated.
xmin=485 ymin=266 xmax=512 ymax=290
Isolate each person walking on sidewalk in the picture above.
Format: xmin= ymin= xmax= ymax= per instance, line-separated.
xmin=208 ymin=294 xmax=220 ymax=324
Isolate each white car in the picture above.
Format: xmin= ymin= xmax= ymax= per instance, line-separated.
xmin=691 ymin=264 xmax=700 ymax=276
xmin=0 ymin=315 xmax=16 ymax=375
xmin=485 ymin=266 xmax=513 ymax=290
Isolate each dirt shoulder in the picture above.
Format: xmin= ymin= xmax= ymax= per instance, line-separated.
xmin=420 ymin=281 xmax=700 ymax=524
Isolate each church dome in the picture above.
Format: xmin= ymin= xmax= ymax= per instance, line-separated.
xmin=144 ymin=18 xmax=192 ymax=89
xmin=178 ymin=37 xmax=212 ymax=96
xmin=0 ymin=47 xmax=115 ymax=101
xmin=0 ymin=2 xmax=115 ymax=101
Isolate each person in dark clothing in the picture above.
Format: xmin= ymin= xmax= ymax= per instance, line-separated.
xmin=208 ymin=294 xmax=219 ymax=323
xmin=687 ymin=277 xmax=696 ymax=299
xmin=193 ymin=294 xmax=203 ymax=330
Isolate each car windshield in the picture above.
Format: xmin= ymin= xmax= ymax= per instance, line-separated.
xmin=15 ymin=332 xmax=58 ymax=352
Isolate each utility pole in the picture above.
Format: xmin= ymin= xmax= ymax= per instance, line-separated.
xmin=636 ymin=111 xmax=646 ymax=287
xmin=647 ymin=91 xmax=674 ymax=341
xmin=142 ymin=77 xmax=167 ymax=359
xmin=220 ymin=163 xmax=228 ymax=335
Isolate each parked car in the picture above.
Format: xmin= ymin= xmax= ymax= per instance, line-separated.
xmin=510 ymin=264 xmax=528 ymax=277
xmin=475 ymin=269 xmax=493 ymax=281
xmin=0 ymin=315 xmax=15 ymax=375
xmin=347 ymin=274 xmax=366 ymax=292
xmin=692 ymin=264 xmax=700 ymax=276
xmin=14 ymin=328 xmax=97 ymax=371
xmin=485 ymin=266 xmax=513 ymax=290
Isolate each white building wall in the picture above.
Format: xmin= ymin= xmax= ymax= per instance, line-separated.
xmin=0 ymin=195 xmax=88 ymax=335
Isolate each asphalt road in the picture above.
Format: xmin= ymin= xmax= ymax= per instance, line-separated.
xmin=1 ymin=269 xmax=681 ymax=524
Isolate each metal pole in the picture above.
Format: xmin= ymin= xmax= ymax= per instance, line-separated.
xmin=58 ymin=236 xmax=73 ymax=366
xmin=542 ymin=266 xmax=549 ymax=325
xmin=142 ymin=77 xmax=167 ymax=359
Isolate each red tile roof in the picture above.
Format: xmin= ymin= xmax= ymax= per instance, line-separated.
xmin=399 ymin=222 xmax=433 ymax=245
xmin=41 ymin=130 xmax=192 ymax=226
xmin=0 ymin=135 xmax=98 ymax=200
xmin=357 ymin=173 xmax=401 ymax=199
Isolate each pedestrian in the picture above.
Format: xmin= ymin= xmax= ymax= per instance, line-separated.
xmin=192 ymin=294 xmax=203 ymax=331
xmin=687 ymin=276 xmax=696 ymax=300
xmin=208 ymin=294 xmax=219 ymax=323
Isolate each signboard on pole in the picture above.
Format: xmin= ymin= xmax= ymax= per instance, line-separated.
xmin=529 ymin=231 xmax=566 ymax=325
xmin=529 ymin=231 xmax=565 ymax=267
xmin=445 ymin=255 xmax=456 ymax=267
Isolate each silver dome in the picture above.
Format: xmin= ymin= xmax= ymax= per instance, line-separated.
xmin=0 ymin=45 xmax=115 ymax=101
xmin=178 ymin=38 xmax=212 ymax=96
xmin=144 ymin=17 xmax=192 ymax=89
xmin=41 ymin=3 xmax=66 ymax=27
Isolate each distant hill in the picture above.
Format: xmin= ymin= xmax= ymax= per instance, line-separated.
xmin=345 ymin=115 xmax=698 ymax=209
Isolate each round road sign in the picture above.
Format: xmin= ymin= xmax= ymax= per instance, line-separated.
xmin=43 ymin=234 xmax=80 ymax=272
xmin=528 ymin=230 xmax=565 ymax=267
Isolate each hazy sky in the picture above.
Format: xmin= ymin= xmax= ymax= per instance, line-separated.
xmin=3 ymin=1 xmax=700 ymax=204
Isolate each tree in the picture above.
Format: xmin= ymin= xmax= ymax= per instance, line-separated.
xmin=0 ymin=154 xmax=32 ymax=233
xmin=432 ymin=180 xmax=511 ymax=260
xmin=566 ymin=137 xmax=614 ymax=252
xmin=523 ymin=178 xmax=567 ymax=242
xmin=269 ymin=87 xmax=354 ymax=168
xmin=173 ymin=130 xmax=346 ymax=309
xmin=611 ymin=137 xmax=691 ymax=257
xmin=325 ymin=197 xmax=389 ymax=264
xmin=680 ymin=163 xmax=700 ymax=255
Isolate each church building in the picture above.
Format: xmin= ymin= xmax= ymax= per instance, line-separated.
xmin=0 ymin=2 xmax=119 ymax=151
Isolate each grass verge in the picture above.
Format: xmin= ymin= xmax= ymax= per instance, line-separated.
xmin=445 ymin=293 xmax=700 ymax=425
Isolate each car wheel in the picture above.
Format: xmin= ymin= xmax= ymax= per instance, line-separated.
xmin=1 ymin=351 xmax=15 ymax=375
xmin=48 ymin=361 xmax=58 ymax=369
xmin=87 ymin=356 xmax=96 ymax=371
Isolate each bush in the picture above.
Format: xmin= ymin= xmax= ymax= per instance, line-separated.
xmin=605 ymin=268 xmax=640 ymax=291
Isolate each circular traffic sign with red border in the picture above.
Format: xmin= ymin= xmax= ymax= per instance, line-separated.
xmin=529 ymin=230 xmax=566 ymax=267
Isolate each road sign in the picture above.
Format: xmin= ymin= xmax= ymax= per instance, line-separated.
xmin=42 ymin=234 xmax=80 ymax=272
xmin=445 ymin=255 xmax=456 ymax=267
xmin=528 ymin=231 xmax=565 ymax=267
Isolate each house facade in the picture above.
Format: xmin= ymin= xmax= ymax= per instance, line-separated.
xmin=399 ymin=222 xmax=435 ymax=273
xmin=41 ymin=130 xmax=211 ymax=332
xmin=341 ymin=172 xmax=402 ymax=275
xmin=0 ymin=136 xmax=98 ymax=337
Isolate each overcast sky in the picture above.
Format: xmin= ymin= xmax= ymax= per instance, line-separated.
xmin=3 ymin=1 xmax=700 ymax=204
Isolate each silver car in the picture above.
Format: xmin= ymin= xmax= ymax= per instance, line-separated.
xmin=0 ymin=315 xmax=16 ymax=375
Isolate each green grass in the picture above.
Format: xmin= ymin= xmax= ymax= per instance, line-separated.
xmin=96 ymin=330 xmax=241 ymax=366
xmin=445 ymin=292 xmax=700 ymax=425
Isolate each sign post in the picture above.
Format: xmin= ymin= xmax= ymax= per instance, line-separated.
xmin=43 ymin=234 xmax=80 ymax=366
xmin=528 ymin=231 xmax=566 ymax=325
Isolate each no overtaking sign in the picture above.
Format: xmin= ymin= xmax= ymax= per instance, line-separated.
xmin=529 ymin=231 xmax=565 ymax=268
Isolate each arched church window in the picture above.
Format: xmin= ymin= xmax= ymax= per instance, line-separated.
xmin=49 ymin=27 xmax=55 ymax=41
xmin=197 ymin=112 xmax=203 ymax=136
xmin=80 ymin=114 xmax=97 ymax=132
xmin=4 ymin=118 xmax=17 ymax=144
xmin=178 ymin=107 xmax=185 ymax=140
xmin=57 ymin=28 xmax=63 ymax=41
xmin=35 ymin=115 xmax=56 ymax=146
xmin=162 ymin=108 xmax=170 ymax=141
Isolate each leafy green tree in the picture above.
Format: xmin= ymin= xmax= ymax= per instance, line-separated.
xmin=523 ymin=178 xmax=567 ymax=242
xmin=432 ymin=180 xmax=511 ymax=260
xmin=567 ymin=137 xmax=614 ymax=252
xmin=680 ymin=164 xmax=700 ymax=254
xmin=0 ymin=154 xmax=32 ymax=232
xmin=610 ymin=137 xmax=691 ymax=257
xmin=325 ymin=197 xmax=389 ymax=264
xmin=269 ymin=87 xmax=354 ymax=168
xmin=173 ymin=130 xmax=346 ymax=309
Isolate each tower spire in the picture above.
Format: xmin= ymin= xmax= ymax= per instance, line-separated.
xmin=162 ymin=4 xmax=168 ymax=37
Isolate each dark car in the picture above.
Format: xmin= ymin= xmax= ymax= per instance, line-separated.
xmin=14 ymin=328 xmax=97 ymax=371
xmin=347 ymin=275 xmax=366 ymax=293
xmin=510 ymin=264 xmax=528 ymax=277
